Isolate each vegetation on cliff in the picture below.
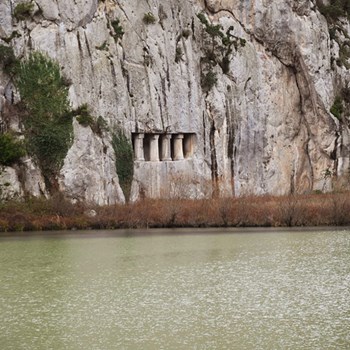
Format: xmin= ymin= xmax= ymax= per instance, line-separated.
xmin=0 ymin=133 xmax=25 ymax=166
xmin=111 ymin=129 xmax=134 ymax=201
xmin=0 ymin=44 xmax=19 ymax=75
xmin=1 ymin=47 xmax=131 ymax=200
xmin=331 ymin=96 xmax=344 ymax=119
xmin=196 ymin=12 xmax=246 ymax=91
xmin=143 ymin=12 xmax=157 ymax=25
xmin=13 ymin=2 xmax=34 ymax=21
xmin=16 ymin=52 xmax=73 ymax=190
xmin=73 ymin=104 xmax=109 ymax=136
xmin=110 ymin=19 xmax=124 ymax=41
xmin=317 ymin=0 xmax=350 ymax=21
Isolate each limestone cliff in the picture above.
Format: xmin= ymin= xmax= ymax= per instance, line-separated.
xmin=0 ymin=0 xmax=349 ymax=204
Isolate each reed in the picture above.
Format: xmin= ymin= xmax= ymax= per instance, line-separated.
xmin=1 ymin=192 xmax=350 ymax=232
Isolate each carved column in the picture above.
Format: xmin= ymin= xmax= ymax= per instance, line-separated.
xmin=183 ymin=134 xmax=195 ymax=158
xmin=173 ymin=134 xmax=184 ymax=160
xmin=134 ymin=133 xmax=145 ymax=161
xmin=161 ymin=134 xmax=172 ymax=161
xmin=149 ymin=134 xmax=160 ymax=161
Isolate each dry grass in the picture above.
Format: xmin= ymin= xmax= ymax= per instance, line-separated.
xmin=1 ymin=192 xmax=350 ymax=232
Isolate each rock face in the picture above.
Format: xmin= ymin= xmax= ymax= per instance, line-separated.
xmin=0 ymin=0 xmax=349 ymax=203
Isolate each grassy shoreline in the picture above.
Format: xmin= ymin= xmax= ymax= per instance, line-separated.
xmin=1 ymin=192 xmax=350 ymax=232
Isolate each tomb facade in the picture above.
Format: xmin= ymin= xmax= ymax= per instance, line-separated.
xmin=132 ymin=133 xmax=196 ymax=162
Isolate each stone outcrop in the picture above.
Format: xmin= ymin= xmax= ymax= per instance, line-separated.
xmin=0 ymin=0 xmax=349 ymax=203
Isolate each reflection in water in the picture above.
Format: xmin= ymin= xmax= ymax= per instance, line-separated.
xmin=0 ymin=230 xmax=349 ymax=349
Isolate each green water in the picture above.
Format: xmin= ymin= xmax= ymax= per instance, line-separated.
xmin=0 ymin=229 xmax=349 ymax=349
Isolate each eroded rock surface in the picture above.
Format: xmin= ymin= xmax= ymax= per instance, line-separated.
xmin=1 ymin=0 xmax=349 ymax=203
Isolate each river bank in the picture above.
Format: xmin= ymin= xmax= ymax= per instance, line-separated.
xmin=1 ymin=192 xmax=350 ymax=232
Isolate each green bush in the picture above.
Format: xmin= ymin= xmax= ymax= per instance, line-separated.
xmin=143 ymin=12 xmax=156 ymax=25
xmin=16 ymin=52 xmax=73 ymax=187
xmin=197 ymin=13 xmax=209 ymax=26
xmin=13 ymin=2 xmax=34 ymax=21
xmin=330 ymin=96 xmax=344 ymax=119
xmin=0 ymin=133 xmax=25 ymax=166
xmin=73 ymin=104 xmax=94 ymax=127
xmin=72 ymin=104 xmax=89 ymax=117
xmin=111 ymin=19 xmax=124 ymax=41
xmin=197 ymin=13 xmax=224 ymax=40
xmin=17 ymin=52 xmax=70 ymax=119
xmin=73 ymin=105 xmax=108 ymax=135
xmin=26 ymin=120 xmax=72 ymax=174
xmin=111 ymin=129 xmax=134 ymax=201
xmin=96 ymin=116 xmax=109 ymax=134
xmin=76 ymin=114 xmax=94 ymax=127
xmin=0 ymin=45 xmax=19 ymax=75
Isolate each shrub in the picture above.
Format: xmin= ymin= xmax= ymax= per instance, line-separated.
xmin=0 ymin=133 xmax=25 ymax=166
xmin=221 ymin=55 xmax=230 ymax=74
xmin=317 ymin=0 xmax=350 ymax=21
xmin=73 ymin=105 xmax=108 ymax=135
xmin=73 ymin=104 xmax=94 ymax=127
xmin=197 ymin=13 xmax=224 ymax=39
xmin=16 ymin=52 xmax=73 ymax=188
xmin=72 ymin=104 xmax=89 ymax=117
xmin=76 ymin=114 xmax=94 ymax=127
xmin=341 ymin=86 xmax=350 ymax=103
xmin=111 ymin=129 xmax=134 ymax=201
xmin=338 ymin=44 xmax=350 ymax=69
xmin=13 ymin=2 xmax=34 ymax=21
xmin=175 ymin=46 xmax=183 ymax=63
xmin=28 ymin=121 xmax=72 ymax=168
xmin=201 ymin=70 xmax=217 ymax=91
xmin=197 ymin=13 xmax=245 ymax=87
xmin=17 ymin=52 xmax=70 ymax=119
xmin=206 ymin=23 xmax=224 ymax=39
xmin=182 ymin=29 xmax=191 ymax=39
xmin=329 ymin=27 xmax=337 ymax=40
xmin=96 ymin=116 xmax=109 ymax=134
xmin=111 ymin=19 xmax=124 ymax=41
xmin=0 ymin=45 xmax=20 ymax=75
xmin=143 ymin=12 xmax=156 ymax=24
xmin=96 ymin=41 xmax=108 ymax=51
xmin=330 ymin=96 xmax=344 ymax=119
xmin=197 ymin=13 xmax=209 ymax=26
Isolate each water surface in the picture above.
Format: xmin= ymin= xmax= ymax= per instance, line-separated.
xmin=0 ymin=229 xmax=349 ymax=349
